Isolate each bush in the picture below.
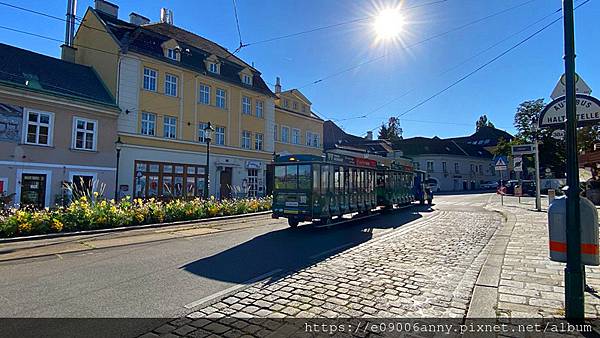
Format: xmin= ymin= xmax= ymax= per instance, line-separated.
xmin=0 ymin=196 xmax=272 ymax=238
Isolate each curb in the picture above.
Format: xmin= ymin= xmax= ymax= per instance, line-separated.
xmin=0 ymin=210 xmax=272 ymax=244
xmin=466 ymin=207 xmax=516 ymax=318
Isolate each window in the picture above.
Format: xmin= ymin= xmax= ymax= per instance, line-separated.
xmin=306 ymin=131 xmax=313 ymax=146
xmin=134 ymin=160 xmax=207 ymax=199
xmin=141 ymin=112 xmax=156 ymax=136
xmin=241 ymin=130 xmax=251 ymax=149
xmin=216 ymin=88 xmax=227 ymax=109
xmin=242 ymin=96 xmax=251 ymax=115
xmin=442 ymin=161 xmax=447 ymax=173
xmin=304 ymin=132 xmax=320 ymax=147
xmin=167 ymin=48 xmax=177 ymax=60
xmin=24 ymin=110 xmax=53 ymax=146
xmin=165 ymin=73 xmax=178 ymax=96
xmin=455 ymin=162 xmax=460 ymax=174
xmin=247 ymin=169 xmax=258 ymax=197
xmin=72 ymin=117 xmax=97 ymax=151
xmin=163 ymin=116 xmax=177 ymax=139
xmin=143 ymin=68 xmax=157 ymax=91
xmin=273 ymin=124 xmax=278 ymax=141
xmin=281 ymin=126 xmax=290 ymax=143
xmin=198 ymin=84 xmax=210 ymax=105
xmin=413 ymin=162 xmax=420 ymax=170
xmin=283 ymin=99 xmax=289 ymax=108
xmin=215 ymin=126 xmax=225 ymax=145
xmin=293 ymin=101 xmax=298 ymax=110
xmin=208 ymin=63 xmax=219 ymax=74
xmin=479 ymin=165 xmax=483 ymax=174
xmin=471 ymin=164 xmax=475 ymax=173
xmin=242 ymin=74 xmax=252 ymax=85
xmin=312 ymin=133 xmax=320 ymax=148
xmin=292 ymin=128 xmax=300 ymax=145
xmin=302 ymin=105 xmax=307 ymax=113
xmin=426 ymin=161 xmax=434 ymax=172
xmin=198 ymin=122 xmax=208 ymax=142
xmin=255 ymin=133 xmax=263 ymax=150
xmin=255 ymin=100 xmax=264 ymax=118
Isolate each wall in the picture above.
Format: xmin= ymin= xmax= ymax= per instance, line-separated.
xmin=0 ymin=87 xmax=119 ymax=207
xmin=274 ymin=107 xmax=323 ymax=156
xmin=411 ymin=154 xmax=499 ymax=191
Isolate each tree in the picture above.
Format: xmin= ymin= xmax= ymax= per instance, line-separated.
xmin=378 ymin=117 xmax=403 ymax=142
xmin=476 ymin=114 xmax=495 ymax=131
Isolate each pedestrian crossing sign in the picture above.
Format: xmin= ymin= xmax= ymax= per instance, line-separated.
xmin=495 ymin=156 xmax=508 ymax=171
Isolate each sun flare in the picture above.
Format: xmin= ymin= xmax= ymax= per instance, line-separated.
xmin=374 ymin=8 xmax=405 ymax=41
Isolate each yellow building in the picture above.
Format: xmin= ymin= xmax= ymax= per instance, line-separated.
xmin=273 ymin=78 xmax=324 ymax=157
xmin=72 ymin=1 xmax=277 ymax=199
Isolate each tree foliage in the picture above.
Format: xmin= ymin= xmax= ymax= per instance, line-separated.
xmin=378 ymin=117 xmax=403 ymax=142
xmin=476 ymin=114 xmax=495 ymax=131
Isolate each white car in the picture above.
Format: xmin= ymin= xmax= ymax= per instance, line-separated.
xmin=424 ymin=178 xmax=440 ymax=192
xmin=481 ymin=181 xmax=499 ymax=190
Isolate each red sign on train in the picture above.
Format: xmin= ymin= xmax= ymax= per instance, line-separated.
xmin=355 ymin=158 xmax=377 ymax=167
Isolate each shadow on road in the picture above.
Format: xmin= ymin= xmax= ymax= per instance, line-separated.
xmin=181 ymin=205 xmax=434 ymax=284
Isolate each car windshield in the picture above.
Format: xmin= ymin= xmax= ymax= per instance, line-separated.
xmin=274 ymin=164 xmax=312 ymax=190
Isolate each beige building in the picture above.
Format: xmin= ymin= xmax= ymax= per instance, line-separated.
xmin=0 ymin=43 xmax=119 ymax=208
xmin=273 ymin=78 xmax=324 ymax=157
xmin=73 ymin=1 xmax=277 ymax=199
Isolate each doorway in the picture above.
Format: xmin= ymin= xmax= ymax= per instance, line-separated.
xmin=219 ymin=167 xmax=232 ymax=199
xmin=20 ymin=174 xmax=47 ymax=208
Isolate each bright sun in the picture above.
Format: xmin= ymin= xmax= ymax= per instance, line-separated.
xmin=374 ymin=8 xmax=404 ymax=41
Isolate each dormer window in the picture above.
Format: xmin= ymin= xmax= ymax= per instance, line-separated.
xmin=242 ymin=74 xmax=252 ymax=85
xmin=167 ymin=48 xmax=177 ymax=61
xmin=283 ymin=99 xmax=289 ymax=108
xmin=209 ymin=63 xmax=219 ymax=74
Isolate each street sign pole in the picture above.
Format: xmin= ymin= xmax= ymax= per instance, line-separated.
xmin=563 ymin=0 xmax=584 ymax=321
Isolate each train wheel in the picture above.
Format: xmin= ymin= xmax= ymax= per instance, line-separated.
xmin=320 ymin=217 xmax=331 ymax=226
xmin=288 ymin=219 xmax=299 ymax=228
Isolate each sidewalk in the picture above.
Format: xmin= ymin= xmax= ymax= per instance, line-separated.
xmin=471 ymin=194 xmax=600 ymax=319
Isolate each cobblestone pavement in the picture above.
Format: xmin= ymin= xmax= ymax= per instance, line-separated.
xmin=144 ymin=208 xmax=501 ymax=337
xmin=488 ymin=197 xmax=600 ymax=320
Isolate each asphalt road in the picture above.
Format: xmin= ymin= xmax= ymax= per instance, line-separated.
xmin=0 ymin=192 xmax=497 ymax=334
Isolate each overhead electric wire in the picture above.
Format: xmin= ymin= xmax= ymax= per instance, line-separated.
xmin=333 ymin=3 xmax=564 ymax=123
xmin=362 ymin=0 xmax=591 ymax=136
xmin=243 ymin=0 xmax=449 ymax=48
xmin=231 ymin=0 xmax=246 ymax=54
xmin=292 ymin=0 xmax=539 ymax=90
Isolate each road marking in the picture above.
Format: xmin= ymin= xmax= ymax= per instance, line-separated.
xmin=183 ymin=268 xmax=282 ymax=309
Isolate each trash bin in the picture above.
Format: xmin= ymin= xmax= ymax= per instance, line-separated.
xmin=548 ymin=196 xmax=599 ymax=266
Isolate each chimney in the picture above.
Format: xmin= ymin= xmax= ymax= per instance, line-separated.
xmin=160 ymin=8 xmax=174 ymax=24
xmin=61 ymin=0 xmax=77 ymax=62
xmin=95 ymin=0 xmax=118 ymax=18
xmin=275 ymin=77 xmax=281 ymax=94
xmin=366 ymin=131 xmax=373 ymax=140
xmin=129 ymin=12 xmax=150 ymax=25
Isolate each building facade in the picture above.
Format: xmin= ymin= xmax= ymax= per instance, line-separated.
xmin=0 ymin=43 xmax=119 ymax=208
xmin=273 ymin=78 xmax=323 ymax=157
xmin=73 ymin=1 xmax=277 ymax=199
xmin=394 ymin=137 xmax=501 ymax=191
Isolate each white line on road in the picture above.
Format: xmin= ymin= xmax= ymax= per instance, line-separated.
xmin=183 ymin=268 xmax=282 ymax=309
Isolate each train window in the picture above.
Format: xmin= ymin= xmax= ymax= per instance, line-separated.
xmin=334 ymin=167 xmax=340 ymax=193
xmin=322 ymin=165 xmax=330 ymax=193
xmin=313 ymin=164 xmax=321 ymax=192
xmin=274 ymin=165 xmax=286 ymax=190
xmin=285 ymin=165 xmax=298 ymax=190
xmin=376 ymin=172 xmax=384 ymax=187
xmin=298 ymin=165 xmax=311 ymax=190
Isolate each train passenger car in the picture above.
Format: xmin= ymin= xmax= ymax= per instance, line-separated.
xmin=272 ymin=153 xmax=416 ymax=227
xmin=375 ymin=157 xmax=415 ymax=208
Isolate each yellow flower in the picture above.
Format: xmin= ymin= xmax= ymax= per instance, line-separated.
xmin=94 ymin=191 xmax=99 ymax=197
xmin=51 ymin=219 xmax=63 ymax=232
xmin=18 ymin=222 xmax=32 ymax=233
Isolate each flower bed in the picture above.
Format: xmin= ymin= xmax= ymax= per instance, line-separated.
xmin=0 ymin=196 xmax=272 ymax=238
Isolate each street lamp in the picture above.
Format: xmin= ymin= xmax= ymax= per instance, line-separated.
xmin=204 ymin=122 xmax=215 ymax=198
xmin=114 ymin=137 xmax=123 ymax=201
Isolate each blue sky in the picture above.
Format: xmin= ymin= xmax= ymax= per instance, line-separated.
xmin=1 ymin=0 xmax=599 ymax=139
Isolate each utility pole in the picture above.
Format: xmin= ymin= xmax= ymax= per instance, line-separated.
xmin=562 ymin=0 xmax=584 ymax=321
